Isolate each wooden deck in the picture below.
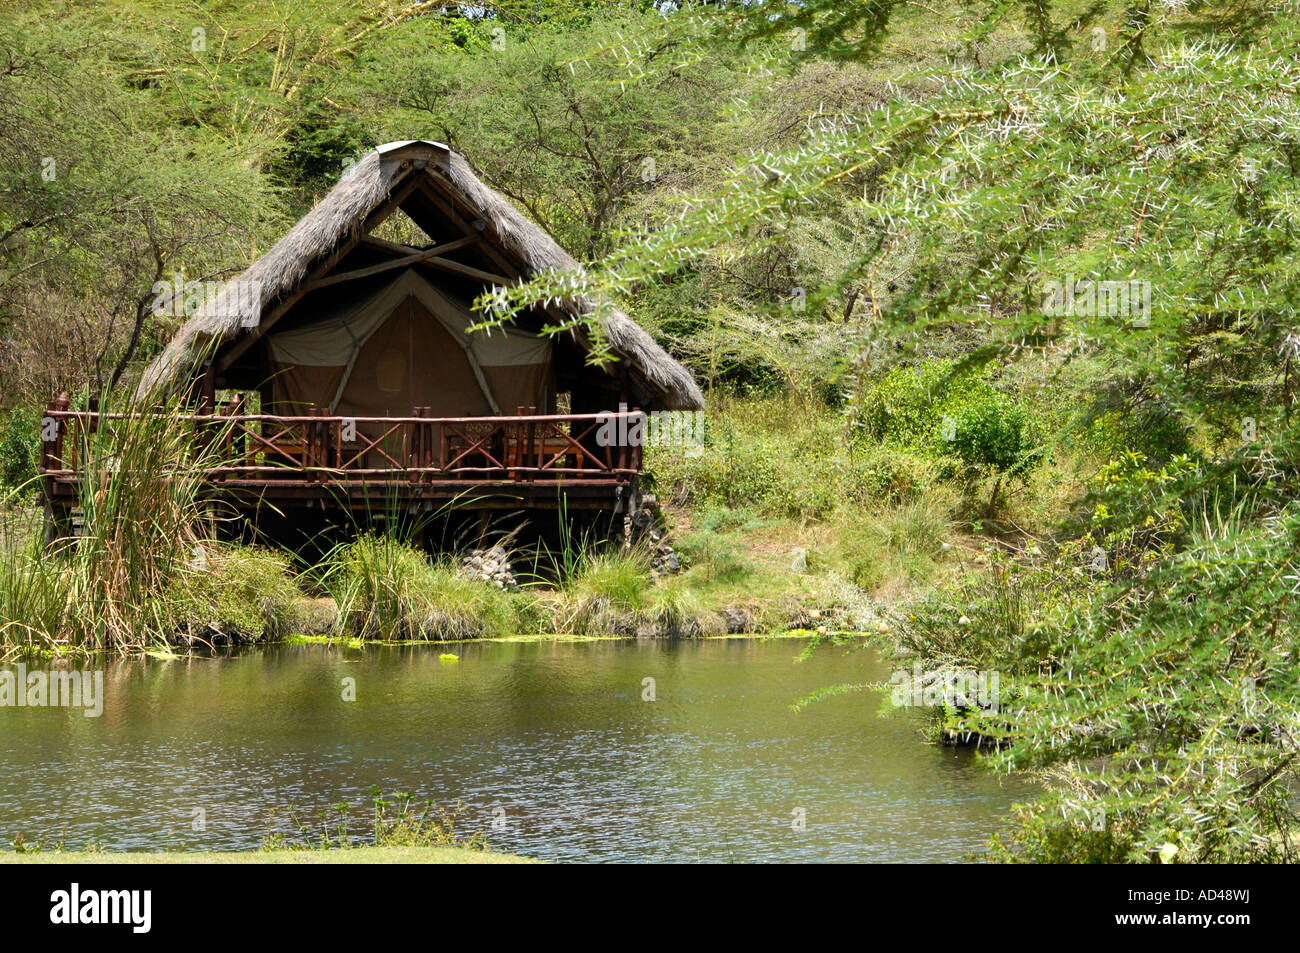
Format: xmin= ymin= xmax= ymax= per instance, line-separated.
xmin=38 ymin=400 xmax=645 ymax=516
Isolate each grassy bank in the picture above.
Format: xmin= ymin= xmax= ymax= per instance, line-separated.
xmin=0 ymin=363 xmax=1088 ymax=657
xmin=0 ymin=393 xmax=896 ymax=656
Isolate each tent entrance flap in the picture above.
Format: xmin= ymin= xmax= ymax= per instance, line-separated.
xmin=265 ymin=269 xmax=552 ymax=417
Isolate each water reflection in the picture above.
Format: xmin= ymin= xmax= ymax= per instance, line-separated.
xmin=0 ymin=639 xmax=1035 ymax=862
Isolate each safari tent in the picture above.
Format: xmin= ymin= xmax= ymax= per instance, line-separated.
xmin=41 ymin=141 xmax=703 ymax=532
xmin=140 ymin=138 xmax=703 ymax=420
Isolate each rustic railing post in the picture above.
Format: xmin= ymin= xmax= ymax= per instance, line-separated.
xmin=399 ymin=405 xmax=410 ymax=478
xmin=38 ymin=400 xmax=52 ymax=472
xmin=54 ymin=393 xmax=70 ymax=472
xmin=211 ymin=398 xmax=228 ymax=484
xmin=228 ymin=394 xmax=245 ymax=469
xmin=511 ymin=405 xmax=523 ymax=481
xmin=422 ymin=407 xmax=434 ymax=479
xmin=321 ymin=406 xmax=333 ymax=473
xmin=615 ymin=407 xmax=628 ymax=473
xmin=40 ymin=397 xmax=65 ymax=472
xmin=409 ymin=407 xmax=424 ymax=483
xmin=528 ymin=406 xmax=541 ymax=477
xmin=631 ymin=406 xmax=644 ymax=473
xmin=309 ymin=407 xmax=325 ymax=480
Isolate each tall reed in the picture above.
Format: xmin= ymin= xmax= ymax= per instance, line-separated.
xmin=1 ymin=384 xmax=240 ymax=654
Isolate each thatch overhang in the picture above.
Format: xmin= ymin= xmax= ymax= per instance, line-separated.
xmin=139 ymin=140 xmax=704 ymax=412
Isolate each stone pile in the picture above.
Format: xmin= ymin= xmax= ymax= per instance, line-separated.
xmin=639 ymin=522 xmax=679 ymax=575
xmin=650 ymin=539 xmax=681 ymax=575
xmin=459 ymin=545 xmax=518 ymax=589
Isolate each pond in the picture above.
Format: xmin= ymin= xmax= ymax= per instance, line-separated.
xmin=0 ymin=638 xmax=1034 ymax=862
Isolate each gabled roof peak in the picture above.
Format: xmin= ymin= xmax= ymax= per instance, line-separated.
xmin=375 ymin=140 xmax=451 ymax=164
xmin=139 ymin=142 xmax=705 ymax=410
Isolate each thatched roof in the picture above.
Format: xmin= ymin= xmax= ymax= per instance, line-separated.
xmin=139 ymin=140 xmax=704 ymax=410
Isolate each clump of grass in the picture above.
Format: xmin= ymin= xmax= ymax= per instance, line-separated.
xmin=566 ymin=548 xmax=652 ymax=611
xmin=1 ymin=385 xmax=245 ymax=655
xmin=322 ymin=533 xmax=524 ymax=640
xmin=0 ymin=519 xmax=73 ymax=657
xmin=559 ymin=547 xmax=651 ymax=634
xmin=67 ymin=393 xmax=235 ymax=649
xmin=263 ymin=791 xmax=487 ymax=852
xmin=834 ymin=496 xmax=953 ymax=596
xmin=644 ymin=578 xmax=718 ymax=636
xmin=164 ymin=543 xmax=303 ymax=646
xmin=554 ymin=546 xmax=715 ymax=636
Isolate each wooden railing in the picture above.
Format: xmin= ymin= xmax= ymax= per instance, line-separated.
xmin=38 ymin=396 xmax=645 ymax=487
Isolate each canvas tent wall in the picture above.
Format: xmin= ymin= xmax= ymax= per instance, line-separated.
xmin=264 ymin=268 xmax=553 ymax=419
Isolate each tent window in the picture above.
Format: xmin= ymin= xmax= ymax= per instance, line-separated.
xmin=376 ymin=348 xmax=405 ymax=394
xmin=265 ymin=270 xmax=551 ymax=417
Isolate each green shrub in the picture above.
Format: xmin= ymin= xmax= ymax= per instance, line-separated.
xmin=946 ymin=386 xmax=1040 ymax=477
xmin=857 ymin=359 xmax=955 ymax=445
xmin=323 ymin=534 xmax=522 ymax=640
xmin=1085 ymin=406 xmax=1192 ymax=462
xmin=841 ymin=447 xmax=937 ymax=505
xmin=854 ymin=362 xmax=1046 ymax=516
xmin=166 ymin=544 xmax=303 ymax=644
xmin=0 ymin=407 xmax=39 ymax=497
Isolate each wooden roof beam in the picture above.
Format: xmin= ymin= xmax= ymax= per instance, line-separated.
xmin=216 ymin=175 xmax=425 ymax=373
xmin=304 ymin=235 xmax=480 ymax=291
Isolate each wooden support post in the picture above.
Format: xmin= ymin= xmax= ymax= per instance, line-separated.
xmin=530 ymin=405 xmax=541 ymax=477
xmin=40 ymin=398 xmax=59 ymax=472
xmin=53 ymin=393 xmax=69 ymax=472
xmin=615 ymin=406 xmax=630 ymax=474
xmin=199 ymin=367 xmax=216 ymax=415
xmin=410 ymin=407 xmax=424 ymax=484
xmin=631 ymin=406 xmax=644 ymax=472
xmin=507 ymin=406 xmax=521 ymax=479
xmin=310 ymin=408 xmax=327 ymax=480
xmin=331 ymin=413 xmax=341 ymax=471
xmin=228 ymin=394 xmax=245 ymax=466
xmin=422 ymin=407 xmax=434 ymax=480
xmin=323 ymin=406 xmax=333 ymax=472
xmin=212 ymin=399 xmax=228 ymax=484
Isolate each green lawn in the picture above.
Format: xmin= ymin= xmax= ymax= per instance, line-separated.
xmin=1 ymin=847 xmax=538 ymax=864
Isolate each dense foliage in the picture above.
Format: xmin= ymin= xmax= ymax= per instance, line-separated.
xmin=3 ymin=0 xmax=1300 ymax=861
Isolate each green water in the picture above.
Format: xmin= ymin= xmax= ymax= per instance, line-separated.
xmin=0 ymin=638 xmax=1033 ymax=862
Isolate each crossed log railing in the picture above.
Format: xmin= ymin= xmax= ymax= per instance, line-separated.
xmin=38 ymin=396 xmax=645 ymax=487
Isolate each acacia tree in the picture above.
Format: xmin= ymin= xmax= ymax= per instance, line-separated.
xmin=481 ymin=0 xmax=1300 ymax=860
xmin=364 ymin=10 xmax=745 ymax=259
xmin=0 ymin=16 xmax=278 ymax=401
